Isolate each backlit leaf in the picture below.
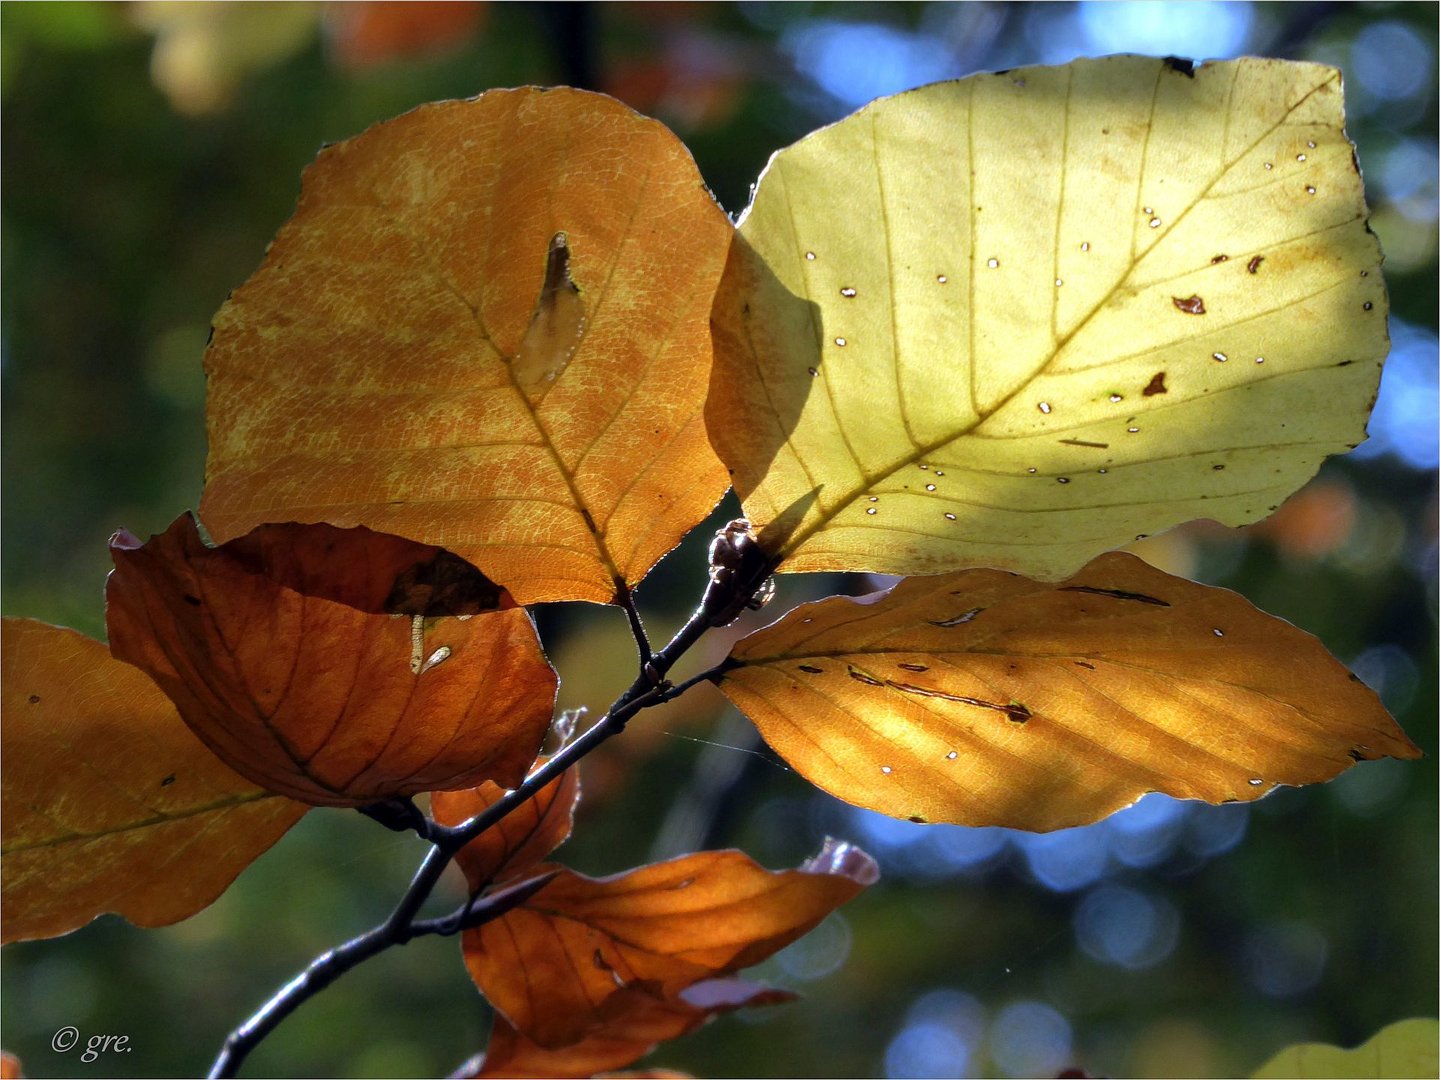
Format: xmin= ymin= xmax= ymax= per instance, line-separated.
xmin=463 ymin=839 xmax=877 ymax=1049
xmin=718 ymin=552 xmax=1419 ymax=830
xmin=105 ymin=515 xmax=557 ymax=807
xmin=1 ymin=618 xmax=306 ymax=943
xmin=468 ymin=979 xmax=788 ymax=1079
xmin=708 ymin=56 xmax=1385 ymax=579
xmin=201 ymin=87 xmax=733 ymax=605
xmin=1251 ymin=1017 xmax=1439 ymax=1079
xmin=432 ymin=766 xmax=580 ymax=890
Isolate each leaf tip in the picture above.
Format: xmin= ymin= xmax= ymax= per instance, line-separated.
xmin=801 ymin=837 xmax=879 ymax=887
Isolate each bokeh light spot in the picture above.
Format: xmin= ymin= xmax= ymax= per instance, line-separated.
xmin=1077 ymin=1 xmax=1252 ymax=59
xmin=1243 ymin=920 xmax=1328 ymax=997
xmin=991 ymin=1000 xmax=1072 ymax=1078
xmin=783 ymin=19 xmax=955 ymax=108
xmin=1075 ymin=884 xmax=1181 ymax=970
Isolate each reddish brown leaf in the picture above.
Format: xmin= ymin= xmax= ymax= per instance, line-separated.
xmin=432 ymin=767 xmax=580 ymax=890
xmin=1 ymin=619 xmax=306 ymax=943
xmin=719 ymin=552 xmax=1421 ymax=831
xmin=105 ymin=514 xmax=557 ymax=807
xmin=463 ymin=839 xmax=876 ymax=1050
xmin=200 ymin=88 xmax=733 ymax=605
xmin=470 ymin=979 xmax=788 ymax=1078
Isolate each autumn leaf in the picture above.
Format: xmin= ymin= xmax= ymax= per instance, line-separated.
xmin=200 ymin=87 xmax=734 ymax=605
xmin=0 ymin=1050 xmax=20 ymax=1079
xmin=432 ymin=766 xmax=580 ymax=890
xmin=1 ymin=618 xmax=306 ymax=943
xmin=717 ymin=552 xmax=1420 ymax=831
xmin=463 ymin=838 xmax=877 ymax=1049
xmin=708 ymin=56 xmax=1386 ymax=579
xmin=468 ymin=979 xmax=790 ymax=1079
xmin=1251 ymin=1017 xmax=1439 ymax=1079
xmin=105 ymin=514 xmax=556 ymax=807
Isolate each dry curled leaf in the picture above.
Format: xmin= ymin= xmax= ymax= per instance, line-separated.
xmin=1 ymin=618 xmax=306 ymax=943
xmin=201 ymin=87 xmax=733 ymax=605
xmin=463 ymin=839 xmax=876 ymax=1050
xmin=708 ymin=56 xmax=1385 ymax=579
xmin=718 ymin=552 xmax=1420 ymax=830
xmin=105 ymin=514 xmax=556 ymax=807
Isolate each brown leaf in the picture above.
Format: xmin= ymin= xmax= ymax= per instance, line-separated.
xmin=719 ymin=552 xmax=1421 ymax=831
xmin=1 ymin=618 xmax=306 ymax=943
xmin=0 ymin=1050 xmax=21 ymax=1079
xmin=464 ymin=839 xmax=876 ymax=1050
xmin=105 ymin=515 xmax=557 ymax=807
xmin=432 ymin=767 xmax=580 ymax=890
xmin=200 ymin=88 xmax=734 ymax=605
xmin=470 ymin=979 xmax=787 ymax=1078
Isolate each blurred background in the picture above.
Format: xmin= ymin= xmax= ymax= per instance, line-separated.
xmin=2 ymin=2 xmax=1435 ymax=1077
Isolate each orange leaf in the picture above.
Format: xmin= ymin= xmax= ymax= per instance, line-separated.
xmin=432 ymin=767 xmax=580 ymax=891
xmin=469 ymin=979 xmax=789 ymax=1078
xmin=200 ymin=88 xmax=734 ymax=605
xmin=463 ymin=839 xmax=876 ymax=1050
xmin=719 ymin=552 xmax=1421 ymax=831
xmin=105 ymin=515 xmax=557 ymax=807
xmin=1 ymin=618 xmax=306 ymax=943
xmin=0 ymin=1050 xmax=21 ymax=1079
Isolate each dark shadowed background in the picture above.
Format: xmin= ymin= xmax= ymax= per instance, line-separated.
xmin=2 ymin=3 xmax=1436 ymax=1077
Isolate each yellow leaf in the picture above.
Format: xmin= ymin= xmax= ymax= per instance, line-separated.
xmin=201 ymin=88 xmax=733 ymax=605
xmin=708 ymin=57 xmax=1385 ymax=579
xmin=1251 ymin=1018 xmax=1439 ymax=1079
xmin=717 ymin=552 xmax=1418 ymax=830
xmin=1 ymin=618 xmax=307 ymax=943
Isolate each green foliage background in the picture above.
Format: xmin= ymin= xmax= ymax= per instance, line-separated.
xmin=2 ymin=3 xmax=1435 ymax=1077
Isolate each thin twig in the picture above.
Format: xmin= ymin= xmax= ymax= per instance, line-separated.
xmin=614 ymin=578 xmax=653 ymax=667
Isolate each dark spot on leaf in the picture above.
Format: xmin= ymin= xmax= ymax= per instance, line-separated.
xmin=1059 ymin=438 xmax=1110 ymax=449
xmin=897 ymin=662 xmax=929 ymax=672
xmin=1162 ymin=55 xmax=1196 ymax=76
xmin=1348 ymin=672 xmax=1363 ymax=683
xmin=1075 ymin=661 xmax=1096 ymax=670
xmin=1337 ymin=360 xmax=1354 ymax=367
xmin=161 ymin=774 xmax=176 ymax=787
xmin=1004 ymin=703 xmax=1031 ymax=724
xmin=593 ymin=949 xmax=613 ymax=971
xmin=28 ymin=694 xmax=40 ymax=704
xmin=1247 ymin=255 xmax=1264 ymax=274
xmin=1172 ymin=295 xmax=1205 ymax=315
xmin=1060 ymin=585 xmax=1171 ymax=606
xmin=847 ymin=665 xmax=884 ymax=687
xmin=930 ymin=607 xmax=983 ymax=628
xmin=908 ymin=815 xmax=927 ymax=824
xmin=183 ymin=593 xmax=203 ymax=606
xmin=798 ymin=664 xmax=823 ymax=674
xmin=1211 ymin=254 xmax=1229 ymax=263
xmin=1143 ymin=372 xmax=1168 ymax=396
xmin=1349 ymin=748 xmax=1369 ymax=762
